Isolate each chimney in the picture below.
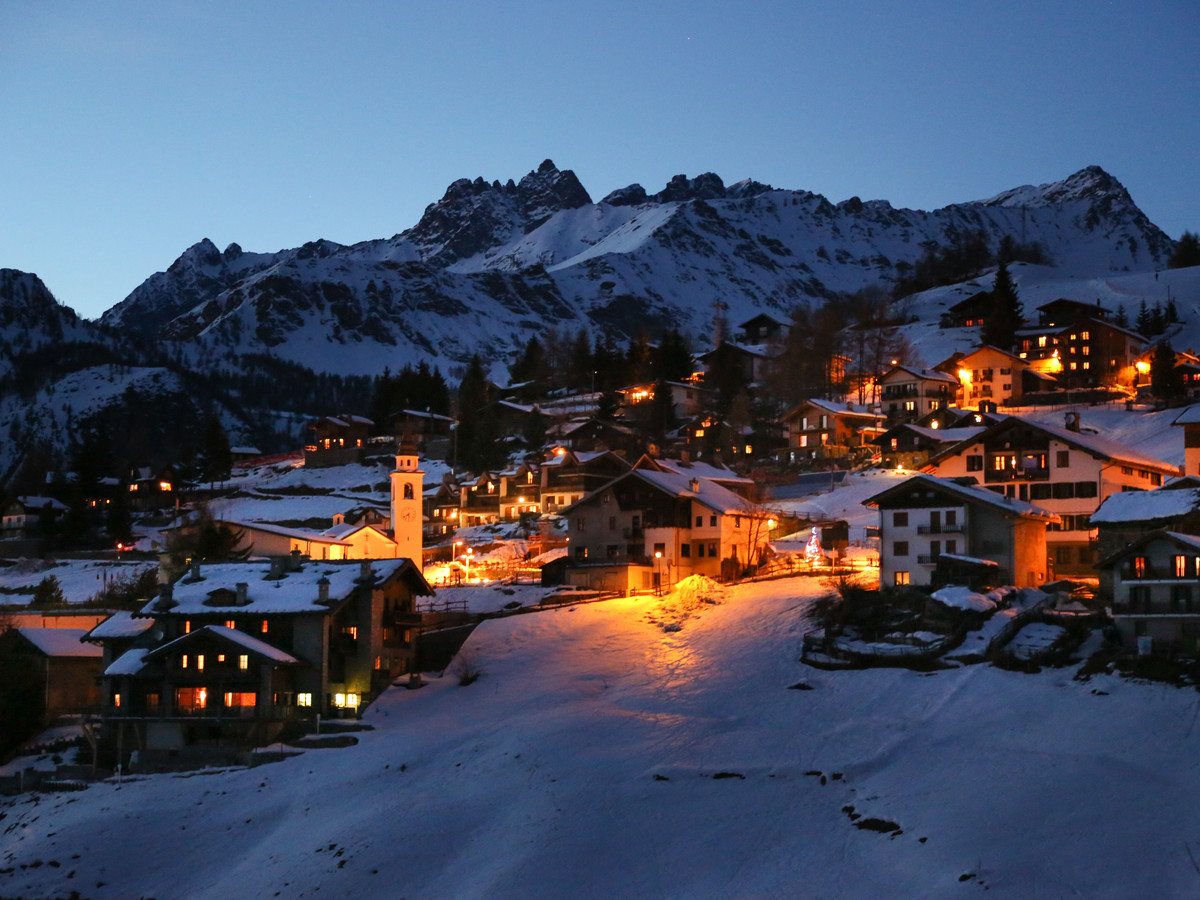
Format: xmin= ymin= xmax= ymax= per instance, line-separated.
xmin=155 ymin=582 xmax=176 ymax=611
xmin=236 ymin=582 xmax=248 ymax=605
xmin=317 ymin=577 xmax=330 ymax=603
xmin=680 ymin=449 xmax=691 ymax=464
xmin=1065 ymin=411 xmax=1081 ymax=432
xmin=689 ymin=478 xmax=700 ymax=493
xmin=268 ymin=557 xmax=287 ymax=579
xmin=357 ymin=559 xmax=373 ymax=582
xmin=288 ymin=549 xmax=305 ymax=572
xmin=187 ymin=560 xmax=202 ymax=582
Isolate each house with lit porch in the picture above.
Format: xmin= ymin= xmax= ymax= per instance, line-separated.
xmin=921 ymin=412 xmax=1179 ymax=576
xmin=89 ymin=555 xmax=433 ymax=769
xmin=560 ymin=465 xmax=774 ymax=592
xmin=864 ymin=473 xmax=1058 ymax=589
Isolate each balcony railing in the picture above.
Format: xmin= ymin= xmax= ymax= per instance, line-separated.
xmin=916 ymin=524 xmax=963 ymax=535
xmin=917 ymin=554 xmax=939 ymax=565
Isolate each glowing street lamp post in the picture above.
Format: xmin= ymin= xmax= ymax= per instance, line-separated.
xmin=465 ymin=547 xmax=474 ymax=582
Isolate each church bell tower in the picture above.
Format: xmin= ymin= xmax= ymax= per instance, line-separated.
xmin=390 ymin=438 xmax=424 ymax=561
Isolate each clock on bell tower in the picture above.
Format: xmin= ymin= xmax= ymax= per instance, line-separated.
xmin=390 ymin=440 xmax=424 ymax=561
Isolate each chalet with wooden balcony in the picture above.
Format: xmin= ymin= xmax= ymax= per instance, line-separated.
xmin=539 ymin=449 xmax=631 ymax=514
xmin=942 ymin=345 xmax=1028 ymax=408
xmin=1099 ymin=531 xmax=1200 ymax=654
xmin=1016 ymin=317 xmax=1145 ymax=391
xmin=561 ymin=466 xmax=774 ymax=593
xmin=864 ymin=474 xmax=1058 ymax=589
xmin=305 ymin=415 xmax=375 ymax=468
xmin=877 ymin=365 xmax=958 ymax=424
xmin=780 ymin=399 xmax=884 ymax=464
xmin=88 ymin=556 xmax=432 ymax=770
xmin=922 ymin=412 xmax=1179 ymax=576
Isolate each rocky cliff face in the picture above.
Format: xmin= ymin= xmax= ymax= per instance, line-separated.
xmin=96 ymin=163 xmax=1175 ymax=376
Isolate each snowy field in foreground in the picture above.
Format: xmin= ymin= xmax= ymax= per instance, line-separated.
xmin=3 ymin=575 xmax=1199 ymax=899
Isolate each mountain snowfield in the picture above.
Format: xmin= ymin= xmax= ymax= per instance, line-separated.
xmin=92 ymin=163 xmax=1179 ymax=377
xmin=4 ymin=576 xmax=1200 ymax=899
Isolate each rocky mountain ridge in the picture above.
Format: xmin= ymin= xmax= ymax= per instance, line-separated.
xmin=90 ymin=161 xmax=1173 ymax=377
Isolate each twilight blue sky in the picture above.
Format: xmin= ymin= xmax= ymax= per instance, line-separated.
xmin=2 ymin=1 xmax=1197 ymax=320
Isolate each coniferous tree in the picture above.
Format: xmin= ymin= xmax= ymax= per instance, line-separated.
xmin=1136 ymin=300 xmax=1151 ymax=335
xmin=1150 ymin=341 xmax=1184 ymax=406
xmin=1114 ymin=304 xmax=1129 ymax=328
xmin=1169 ymin=231 xmax=1200 ymax=269
xmin=198 ymin=412 xmax=232 ymax=487
xmin=979 ymin=262 xmax=1023 ymax=351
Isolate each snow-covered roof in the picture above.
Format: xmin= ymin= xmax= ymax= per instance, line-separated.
xmin=787 ymin=398 xmax=882 ymax=420
xmin=140 ymin=559 xmax=426 ymax=617
xmin=154 ymin=624 xmax=300 ymax=664
xmin=219 ymin=519 xmax=352 ymax=546
xmin=1173 ymin=405 xmax=1200 ymax=426
xmin=566 ymin=467 xmax=763 ymax=518
xmin=16 ymin=627 xmax=101 ymax=658
xmin=1090 ymin=487 xmax=1200 ymax=525
xmin=928 ymin=416 xmax=1178 ymax=475
xmin=881 ymin=365 xmax=959 ymax=384
xmin=647 ymin=457 xmax=754 ymax=485
xmin=863 ymin=474 xmax=1059 ymax=522
xmin=84 ymin=611 xmax=155 ymax=642
xmin=899 ymin=425 xmax=986 ymax=443
xmin=105 ymin=647 xmax=150 ymax=676
xmin=14 ymin=495 xmax=68 ymax=511
xmin=929 ymin=585 xmax=998 ymax=612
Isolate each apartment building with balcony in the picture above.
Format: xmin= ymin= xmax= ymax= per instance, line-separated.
xmin=922 ymin=412 xmax=1178 ymax=576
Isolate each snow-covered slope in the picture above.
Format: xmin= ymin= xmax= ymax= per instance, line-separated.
xmin=101 ymin=163 xmax=1177 ymax=376
xmin=4 ymin=576 xmax=1199 ymax=899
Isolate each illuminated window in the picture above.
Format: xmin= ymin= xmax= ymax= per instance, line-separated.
xmin=1081 ymin=331 xmax=1090 ymax=340
xmin=225 ymin=619 xmax=236 ymax=629
xmin=1133 ymin=556 xmax=1146 ymax=578
xmin=196 ymin=654 xmax=205 ymax=671
xmin=217 ymin=654 xmax=225 ymax=663
xmin=261 ymin=620 xmax=269 ymax=634
xmin=159 ymin=481 xmax=172 ymax=491
xmin=184 ymin=620 xmax=192 ymax=634
xmin=297 ymin=693 xmax=313 ymax=707
xmin=181 ymin=654 xmax=189 ymax=669
xmin=334 ymin=693 xmax=361 ymax=709
xmin=114 ymin=692 xmax=122 ymax=708
xmin=345 ymin=626 xmax=358 ymax=640
xmin=239 ymin=654 xmax=249 ymax=670
xmin=177 ymin=687 xmax=207 ymax=711
xmin=1038 ymin=336 xmax=1047 ymax=348
xmin=894 ymin=571 xmax=910 ymax=585
xmin=224 ymin=692 xmax=256 ymax=708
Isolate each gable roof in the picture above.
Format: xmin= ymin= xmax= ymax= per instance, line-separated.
xmin=923 ymin=416 xmax=1178 ymax=475
xmin=143 ymin=625 xmax=300 ymax=665
xmin=140 ymin=558 xmax=430 ymax=618
xmin=862 ymin=474 xmax=1059 ymax=523
xmin=562 ymin=467 xmax=765 ymax=518
xmin=879 ymin=365 xmax=959 ymax=385
xmin=1090 ymin=488 xmax=1200 ymax=525
xmin=782 ymin=398 xmax=883 ymax=422
xmin=1097 ymin=530 xmax=1200 ymax=570
xmin=14 ymin=627 xmax=102 ymax=659
xmin=83 ymin=611 xmax=156 ymax=643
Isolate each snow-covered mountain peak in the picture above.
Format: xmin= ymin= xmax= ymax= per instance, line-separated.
xmin=982 ymin=165 xmax=1132 ymax=210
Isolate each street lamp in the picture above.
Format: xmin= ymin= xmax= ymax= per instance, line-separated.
xmin=654 ymin=549 xmax=663 ymax=595
xmin=465 ymin=547 xmax=474 ymax=582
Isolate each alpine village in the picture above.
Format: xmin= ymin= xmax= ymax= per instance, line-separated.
xmin=3 ymin=161 xmax=1200 ymax=798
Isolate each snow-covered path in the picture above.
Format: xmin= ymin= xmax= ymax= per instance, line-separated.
xmin=3 ymin=576 xmax=1200 ymax=899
